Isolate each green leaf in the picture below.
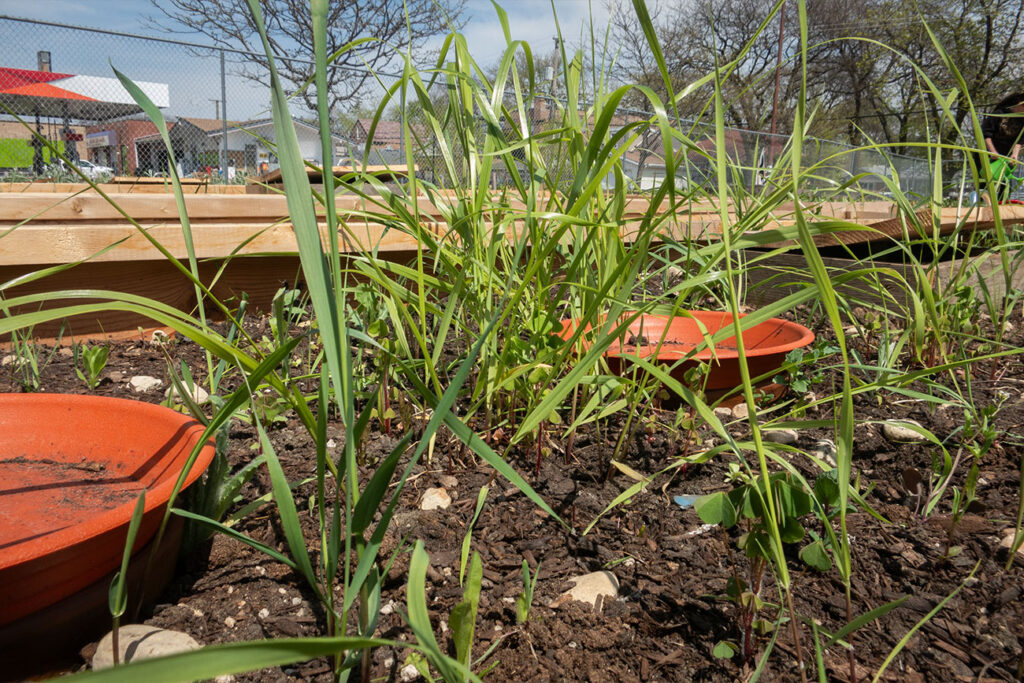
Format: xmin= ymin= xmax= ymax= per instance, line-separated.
xmin=799 ymin=540 xmax=833 ymax=572
xmin=449 ymin=552 xmax=482 ymax=674
xmin=108 ymin=490 xmax=146 ymax=619
xmin=813 ymin=473 xmax=841 ymax=508
xmin=406 ymin=541 xmax=463 ymax=682
xmin=696 ymin=491 xmax=738 ymax=528
xmin=61 ymin=636 xmax=393 ymax=682
xmin=713 ymin=641 xmax=737 ymax=659
xmin=825 ymin=595 xmax=908 ymax=650
xmin=351 ymin=430 xmax=414 ymax=535
xmin=258 ymin=422 xmax=318 ymax=597
xmin=779 ymin=516 xmax=806 ymax=544
xmin=460 ymin=486 xmax=489 ymax=587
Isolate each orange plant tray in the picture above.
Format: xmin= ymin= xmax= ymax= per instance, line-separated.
xmin=559 ymin=311 xmax=814 ymax=391
xmin=0 ymin=394 xmax=215 ymax=626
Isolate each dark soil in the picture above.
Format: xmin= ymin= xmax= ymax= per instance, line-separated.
xmin=3 ymin=313 xmax=1023 ymax=682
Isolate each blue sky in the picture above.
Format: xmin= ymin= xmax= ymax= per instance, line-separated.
xmin=0 ymin=0 xmax=613 ymax=119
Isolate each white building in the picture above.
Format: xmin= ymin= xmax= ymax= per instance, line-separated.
xmin=204 ymin=118 xmax=345 ymax=174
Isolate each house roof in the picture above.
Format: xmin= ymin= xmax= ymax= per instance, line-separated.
xmin=179 ymin=117 xmax=237 ymax=132
xmin=353 ymin=118 xmax=403 ymax=144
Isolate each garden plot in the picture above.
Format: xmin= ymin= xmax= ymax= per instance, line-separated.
xmin=1 ymin=308 xmax=1022 ymax=680
xmin=2 ymin=0 xmax=1024 ymax=679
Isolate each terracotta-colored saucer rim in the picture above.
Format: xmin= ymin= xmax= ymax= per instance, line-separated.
xmin=0 ymin=393 xmax=215 ymax=569
xmin=561 ymin=311 xmax=815 ymax=361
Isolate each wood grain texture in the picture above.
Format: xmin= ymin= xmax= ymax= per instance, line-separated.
xmin=3 ymin=190 xmax=1024 ymax=336
xmin=1 ymin=252 xmax=418 ymax=339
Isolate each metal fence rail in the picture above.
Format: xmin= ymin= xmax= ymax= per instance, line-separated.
xmin=0 ymin=14 xmax=937 ymax=198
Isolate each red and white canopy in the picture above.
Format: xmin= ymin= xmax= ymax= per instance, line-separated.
xmin=0 ymin=67 xmax=169 ymax=120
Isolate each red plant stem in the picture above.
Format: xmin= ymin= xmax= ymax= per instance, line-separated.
xmin=742 ymin=609 xmax=755 ymax=665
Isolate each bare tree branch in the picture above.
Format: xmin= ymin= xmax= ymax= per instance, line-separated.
xmin=147 ymin=0 xmax=466 ymax=114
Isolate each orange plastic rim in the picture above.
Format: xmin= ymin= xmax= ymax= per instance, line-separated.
xmin=0 ymin=394 xmax=215 ymax=626
xmin=559 ymin=311 xmax=815 ymax=390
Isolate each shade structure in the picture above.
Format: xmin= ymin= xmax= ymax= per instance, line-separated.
xmin=0 ymin=67 xmax=169 ymax=120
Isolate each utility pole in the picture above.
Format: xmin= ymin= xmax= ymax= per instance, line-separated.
xmin=219 ymin=49 xmax=228 ymax=177
xmin=209 ymin=99 xmax=220 ymax=119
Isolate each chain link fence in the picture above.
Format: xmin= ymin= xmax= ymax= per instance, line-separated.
xmin=0 ymin=13 xmax=940 ymax=199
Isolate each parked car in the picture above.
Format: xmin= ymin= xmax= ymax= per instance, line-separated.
xmin=76 ymin=159 xmax=114 ymax=180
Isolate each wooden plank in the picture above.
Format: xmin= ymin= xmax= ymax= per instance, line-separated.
xmin=0 ymin=220 xmax=443 ymax=265
xmin=0 ymin=182 xmax=247 ymax=195
xmin=4 ymin=190 xmax=1023 ymax=337
xmin=0 ymin=192 xmax=460 ymax=222
xmin=0 ymin=192 xmax=924 ymax=225
xmin=253 ymin=164 xmax=416 ymax=185
xmin=743 ymin=248 xmax=1024 ymax=311
xmin=110 ymin=176 xmax=209 ymax=185
xmin=3 ymin=194 xmax=1022 ymax=267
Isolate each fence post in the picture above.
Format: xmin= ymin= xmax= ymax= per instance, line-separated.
xmin=220 ymin=49 xmax=228 ymax=179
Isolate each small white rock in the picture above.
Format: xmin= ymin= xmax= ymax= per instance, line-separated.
xmin=731 ymin=403 xmax=749 ymax=419
xmin=291 ymin=597 xmax=302 ymax=606
xmin=420 ymin=487 xmax=451 ymax=511
xmin=1001 ymin=530 xmax=1023 ymax=556
xmin=149 ymin=330 xmax=171 ymax=345
xmin=258 ymin=608 xmax=270 ymax=619
xmin=399 ymin=663 xmax=421 ymax=682
xmin=380 ymin=599 xmax=396 ymax=616
xmin=713 ymin=406 xmax=732 ymax=420
xmin=813 ymin=439 xmax=837 ymax=468
xmin=92 ymin=625 xmax=200 ymax=670
xmin=224 ymin=616 xmax=236 ymax=628
xmin=326 ymin=438 xmax=337 ymax=449
xmin=165 ymin=383 xmax=210 ymax=404
xmin=666 ymin=265 xmax=686 ymax=282
xmin=1 ymin=354 xmax=25 ymax=368
xmin=557 ymin=570 xmax=619 ymax=608
xmin=763 ymin=429 xmax=798 ymax=445
xmin=129 ymin=375 xmax=163 ymax=393
xmin=882 ymin=419 xmax=926 ymax=443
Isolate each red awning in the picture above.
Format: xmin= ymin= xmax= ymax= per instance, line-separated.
xmin=0 ymin=66 xmax=168 ymax=120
